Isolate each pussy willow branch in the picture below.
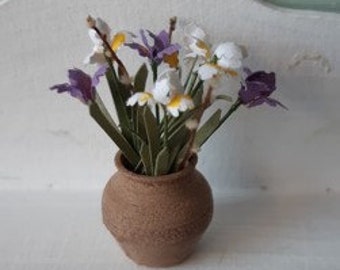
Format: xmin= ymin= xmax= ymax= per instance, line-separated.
xmin=178 ymin=86 xmax=214 ymax=170
xmin=168 ymin=16 xmax=177 ymax=43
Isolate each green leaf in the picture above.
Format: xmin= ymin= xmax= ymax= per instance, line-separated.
xmin=167 ymin=144 xmax=181 ymax=172
xmin=173 ymin=142 xmax=191 ymax=171
xmin=215 ymin=94 xmax=233 ymax=102
xmin=143 ymin=107 xmax=160 ymax=173
xmin=192 ymin=83 xmax=203 ymax=106
xmin=140 ymin=142 xmax=152 ymax=175
xmin=167 ymin=106 xmax=200 ymax=135
xmin=194 ymin=109 xmax=222 ymax=148
xmin=134 ymin=63 xmax=148 ymax=92
xmin=89 ymin=95 xmax=139 ymax=167
xmin=154 ymin=147 xmax=170 ymax=175
xmin=168 ymin=125 xmax=190 ymax=150
xmin=105 ymin=68 xmax=133 ymax=144
xmin=136 ymin=107 xmax=148 ymax=142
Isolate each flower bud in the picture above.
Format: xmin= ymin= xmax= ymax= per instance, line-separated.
xmin=86 ymin=15 xmax=96 ymax=28
xmin=185 ymin=119 xmax=199 ymax=130
xmin=169 ymin=16 xmax=177 ymax=31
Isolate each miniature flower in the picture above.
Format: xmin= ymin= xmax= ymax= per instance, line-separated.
xmin=182 ymin=22 xmax=209 ymax=58
xmin=126 ymin=29 xmax=181 ymax=66
xmin=198 ymin=42 xmax=243 ymax=80
xmin=238 ymin=70 xmax=286 ymax=109
xmin=84 ymin=17 xmax=111 ymax=65
xmin=127 ymin=73 xmax=194 ymax=117
xmin=126 ymin=92 xmax=154 ymax=106
xmin=84 ymin=17 xmax=134 ymax=65
xmin=126 ymin=78 xmax=170 ymax=107
xmin=166 ymin=94 xmax=194 ymax=117
xmin=50 ymin=68 xmax=95 ymax=104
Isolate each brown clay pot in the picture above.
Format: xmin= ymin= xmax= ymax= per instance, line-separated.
xmin=102 ymin=152 xmax=213 ymax=267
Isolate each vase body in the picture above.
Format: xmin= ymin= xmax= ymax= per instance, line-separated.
xmin=102 ymin=152 xmax=213 ymax=267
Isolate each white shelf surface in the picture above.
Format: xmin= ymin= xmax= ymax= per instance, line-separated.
xmin=1 ymin=190 xmax=340 ymax=270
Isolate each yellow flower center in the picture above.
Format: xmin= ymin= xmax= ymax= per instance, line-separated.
xmin=140 ymin=92 xmax=153 ymax=103
xmin=167 ymin=94 xmax=192 ymax=108
xmin=207 ymin=63 xmax=238 ymax=77
xmin=111 ymin=32 xmax=126 ymax=52
xmin=196 ymin=40 xmax=211 ymax=59
xmin=164 ymin=52 xmax=179 ymax=68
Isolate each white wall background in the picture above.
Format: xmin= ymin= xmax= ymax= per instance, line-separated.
xmin=0 ymin=0 xmax=339 ymax=194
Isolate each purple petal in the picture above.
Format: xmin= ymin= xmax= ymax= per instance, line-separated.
xmin=67 ymin=86 xmax=87 ymax=103
xmin=152 ymin=30 xmax=169 ymax=49
xmin=92 ymin=65 xmax=108 ymax=87
xmin=246 ymin=81 xmax=271 ymax=94
xmin=68 ymin=69 xmax=92 ymax=90
xmin=50 ymin=83 xmax=71 ymax=93
xmin=265 ymin=97 xmax=288 ymax=110
xmin=50 ymin=68 xmax=95 ymax=104
xmin=140 ymin=29 xmax=151 ymax=51
xmin=157 ymin=43 xmax=181 ymax=59
xmin=125 ymin=42 xmax=150 ymax=58
xmin=247 ymin=98 xmax=266 ymax=108
xmin=247 ymin=71 xmax=276 ymax=92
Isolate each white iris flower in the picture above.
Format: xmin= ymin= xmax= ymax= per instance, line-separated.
xmin=183 ymin=22 xmax=245 ymax=81
xmin=84 ymin=18 xmax=134 ymax=65
xmin=127 ymin=71 xmax=194 ymax=118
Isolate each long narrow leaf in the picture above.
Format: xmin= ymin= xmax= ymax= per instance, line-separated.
xmin=154 ymin=147 xmax=170 ymax=175
xmin=143 ymin=107 xmax=160 ymax=173
xmin=89 ymin=95 xmax=139 ymax=167
xmin=105 ymin=64 xmax=133 ymax=144
xmin=194 ymin=109 xmax=222 ymax=148
xmin=134 ymin=63 xmax=148 ymax=92
xmin=139 ymin=142 xmax=152 ymax=175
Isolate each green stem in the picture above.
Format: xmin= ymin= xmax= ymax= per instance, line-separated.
xmin=163 ymin=107 xmax=169 ymax=148
xmin=184 ymin=56 xmax=198 ymax=90
xmin=217 ymin=99 xmax=242 ymax=131
xmin=198 ymin=99 xmax=242 ymax=148
xmin=190 ymin=79 xmax=203 ymax=97
xmin=151 ymin=62 xmax=158 ymax=83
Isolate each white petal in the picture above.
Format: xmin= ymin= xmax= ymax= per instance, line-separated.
xmin=198 ymin=64 xmax=218 ymax=80
xmin=151 ymin=78 xmax=170 ymax=104
xmin=127 ymin=92 xmax=152 ymax=107
xmin=167 ymin=107 xmax=180 ymax=117
xmin=88 ymin=29 xmax=103 ymax=47
xmin=126 ymin=94 xmax=139 ymax=106
xmin=214 ymin=42 xmax=243 ymax=59
xmin=96 ymin=17 xmax=111 ymax=38
xmin=183 ymin=22 xmax=207 ymax=41
xmin=214 ymin=42 xmax=244 ymax=69
xmin=219 ymin=57 xmax=242 ymax=70
xmin=188 ymin=42 xmax=208 ymax=58
xmin=159 ymin=69 xmax=184 ymax=94
xmin=83 ymin=50 xmax=106 ymax=65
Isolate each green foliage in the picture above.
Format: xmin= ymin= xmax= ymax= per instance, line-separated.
xmin=194 ymin=109 xmax=222 ymax=148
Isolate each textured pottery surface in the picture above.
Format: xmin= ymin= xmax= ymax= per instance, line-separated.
xmin=102 ymin=152 xmax=213 ymax=267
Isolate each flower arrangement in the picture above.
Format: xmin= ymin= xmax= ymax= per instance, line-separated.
xmin=50 ymin=16 xmax=285 ymax=176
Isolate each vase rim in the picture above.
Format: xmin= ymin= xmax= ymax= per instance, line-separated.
xmin=114 ymin=151 xmax=198 ymax=183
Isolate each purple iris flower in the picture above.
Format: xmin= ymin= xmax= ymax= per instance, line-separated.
xmin=126 ymin=29 xmax=180 ymax=65
xmin=238 ymin=70 xmax=287 ymax=109
xmin=92 ymin=64 xmax=108 ymax=87
xmin=50 ymin=68 xmax=95 ymax=104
